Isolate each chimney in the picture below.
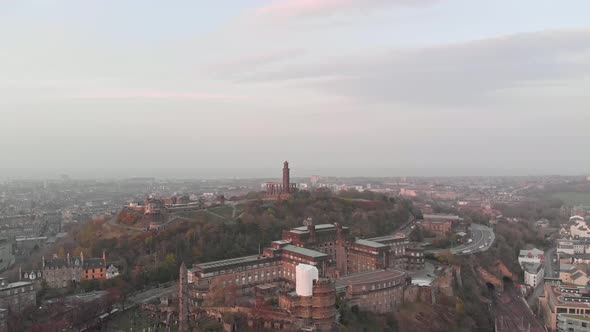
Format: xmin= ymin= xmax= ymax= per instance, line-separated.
xmin=308 ymin=224 xmax=316 ymax=243
xmin=67 ymin=252 xmax=70 ymax=266
xmin=42 ymin=256 xmax=45 ymax=269
xmin=81 ymin=251 xmax=84 ymax=265
xmin=102 ymin=250 xmax=106 ymax=264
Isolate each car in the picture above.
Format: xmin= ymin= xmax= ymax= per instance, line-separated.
xmin=462 ymin=249 xmax=471 ymax=253
xmin=478 ymin=245 xmax=485 ymax=249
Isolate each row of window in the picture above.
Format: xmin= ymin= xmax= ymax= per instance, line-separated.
xmin=0 ymin=286 xmax=33 ymax=297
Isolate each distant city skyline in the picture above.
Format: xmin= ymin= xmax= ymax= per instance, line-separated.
xmin=1 ymin=0 xmax=589 ymax=177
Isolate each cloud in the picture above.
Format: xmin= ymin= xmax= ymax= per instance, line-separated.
xmin=236 ymin=29 xmax=590 ymax=107
xmin=255 ymin=0 xmax=435 ymax=19
xmin=72 ymin=90 xmax=247 ymax=101
xmin=205 ymin=49 xmax=306 ymax=77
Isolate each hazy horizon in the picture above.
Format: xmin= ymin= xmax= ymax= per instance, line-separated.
xmin=2 ymin=1 xmax=589 ymax=178
xmin=0 ymin=164 xmax=586 ymax=181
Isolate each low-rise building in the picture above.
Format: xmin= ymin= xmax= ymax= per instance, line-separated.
xmin=557 ymin=314 xmax=590 ymax=332
xmin=539 ymin=285 xmax=590 ymax=331
xmin=560 ymin=265 xmax=590 ymax=286
xmin=0 ymin=278 xmax=36 ymax=313
xmin=522 ymin=262 xmax=544 ymax=288
xmin=518 ymin=248 xmax=544 ymax=266
xmin=106 ymin=265 xmax=120 ymax=279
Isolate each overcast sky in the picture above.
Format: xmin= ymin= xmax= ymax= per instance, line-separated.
xmin=1 ymin=0 xmax=589 ymax=179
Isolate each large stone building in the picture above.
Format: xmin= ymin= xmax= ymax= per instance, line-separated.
xmin=186 ymin=221 xmax=419 ymax=311
xmin=42 ymin=254 xmax=82 ymax=288
xmin=335 ymin=269 xmax=406 ymax=313
xmin=0 ymin=278 xmax=36 ymax=313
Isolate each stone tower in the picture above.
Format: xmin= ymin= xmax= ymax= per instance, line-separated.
xmin=179 ymin=262 xmax=189 ymax=332
xmin=283 ymin=161 xmax=290 ymax=193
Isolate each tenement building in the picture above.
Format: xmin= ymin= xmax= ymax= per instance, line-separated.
xmin=0 ymin=278 xmax=36 ymax=313
xmin=41 ymin=251 xmax=108 ymax=288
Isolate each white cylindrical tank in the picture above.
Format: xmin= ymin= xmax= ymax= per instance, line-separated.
xmin=296 ymin=263 xmax=319 ymax=297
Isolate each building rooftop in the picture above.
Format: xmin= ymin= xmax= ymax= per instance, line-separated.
xmin=288 ymin=224 xmax=347 ymax=234
xmin=561 ymin=264 xmax=577 ymax=272
xmin=282 ymin=245 xmax=327 ymax=259
xmin=544 ymin=284 xmax=590 ymax=309
xmin=353 ymin=239 xmax=387 ymax=249
xmin=522 ymin=262 xmax=543 ymax=274
xmin=559 ymin=314 xmax=590 ymax=322
xmin=423 ymin=214 xmax=463 ymax=221
xmin=366 ymin=234 xmax=408 ymax=243
xmin=194 ymin=255 xmax=273 ymax=271
xmin=336 ymin=269 xmax=406 ymax=285
xmin=519 ymin=248 xmax=544 ymax=257
xmin=0 ymin=280 xmax=32 ymax=290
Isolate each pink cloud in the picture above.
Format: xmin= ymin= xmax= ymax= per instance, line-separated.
xmin=73 ymin=91 xmax=247 ymax=101
xmin=255 ymin=0 xmax=434 ymax=19
xmin=257 ymin=0 xmax=357 ymax=18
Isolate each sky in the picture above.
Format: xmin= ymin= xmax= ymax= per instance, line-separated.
xmin=1 ymin=0 xmax=589 ymax=179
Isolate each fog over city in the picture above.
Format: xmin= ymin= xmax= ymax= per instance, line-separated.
xmin=1 ymin=0 xmax=589 ymax=178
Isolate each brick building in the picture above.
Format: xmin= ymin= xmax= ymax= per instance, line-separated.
xmin=81 ymin=252 xmax=107 ymax=280
xmin=335 ymin=269 xmax=407 ymax=313
xmin=404 ymin=247 xmax=425 ymax=270
xmin=419 ymin=214 xmax=464 ymax=238
xmin=186 ymin=221 xmax=420 ymax=311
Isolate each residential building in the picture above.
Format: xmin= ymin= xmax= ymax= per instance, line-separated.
xmin=557 ymin=314 xmax=590 ymax=332
xmin=106 ymin=265 xmax=120 ymax=279
xmin=81 ymin=252 xmax=107 ymax=280
xmin=0 ymin=278 xmax=36 ymax=313
xmin=518 ymin=248 xmax=545 ymax=266
xmin=560 ymin=265 xmax=590 ymax=286
xmin=571 ymin=219 xmax=590 ymax=239
xmin=522 ymin=262 xmax=544 ymax=288
xmin=42 ymin=254 xmax=82 ymax=288
xmin=539 ymin=285 xmax=590 ymax=331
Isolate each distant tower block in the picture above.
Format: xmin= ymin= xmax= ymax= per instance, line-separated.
xmin=296 ymin=263 xmax=319 ymax=297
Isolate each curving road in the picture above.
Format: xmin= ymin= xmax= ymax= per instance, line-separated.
xmin=451 ymin=223 xmax=495 ymax=255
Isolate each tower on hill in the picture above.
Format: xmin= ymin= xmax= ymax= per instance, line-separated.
xmin=265 ymin=161 xmax=297 ymax=200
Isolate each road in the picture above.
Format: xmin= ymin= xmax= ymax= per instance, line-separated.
xmin=451 ymin=224 xmax=495 ymax=255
